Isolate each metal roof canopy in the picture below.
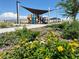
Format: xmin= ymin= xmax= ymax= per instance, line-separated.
xmin=21 ymin=6 xmax=52 ymax=15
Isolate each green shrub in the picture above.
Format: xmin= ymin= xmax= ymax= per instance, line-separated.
xmin=63 ymin=21 xmax=79 ymax=39
xmin=15 ymin=27 xmax=40 ymax=41
xmin=49 ymin=21 xmax=79 ymax=39
xmin=0 ymin=22 xmax=14 ymax=28
xmin=1 ymin=31 xmax=79 ymax=59
xmin=0 ymin=27 xmax=40 ymax=48
xmin=58 ymin=22 xmax=69 ymax=29
xmin=47 ymin=24 xmax=59 ymax=29
xmin=0 ymin=32 xmax=19 ymax=48
xmin=47 ymin=22 xmax=69 ymax=30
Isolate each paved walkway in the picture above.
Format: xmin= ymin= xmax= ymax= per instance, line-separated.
xmin=0 ymin=24 xmax=47 ymax=34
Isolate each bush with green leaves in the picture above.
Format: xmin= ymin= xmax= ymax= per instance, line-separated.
xmin=63 ymin=21 xmax=79 ymax=39
xmin=15 ymin=27 xmax=40 ymax=41
xmin=47 ymin=22 xmax=69 ymax=31
xmin=0 ymin=27 xmax=40 ymax=48
xmin=58 ymin=22 xmax=69 ymax=30
xmin=0 ymin=32 xmax=19 ymax=48
xmin=48 ymin=20 xmax=79 ymax=39
xmin=0 ymin=22 xmax=14 ymax=28
xmin=1 ymin=31 xmax=79 ymax=59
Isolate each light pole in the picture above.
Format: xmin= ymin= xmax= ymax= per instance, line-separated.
xmin=48 ymin=8 xmax=50 ymax=23
xmin=16 ymin=0 xmax=20 ymax=24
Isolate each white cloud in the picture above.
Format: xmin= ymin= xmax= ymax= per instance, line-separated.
xmin=0 ymin=12 xmax=26 ymax=21
xmin=42 ymin=15 xmax=48 ymax=17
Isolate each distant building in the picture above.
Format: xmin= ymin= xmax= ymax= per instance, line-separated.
xmin=49 ymin=17 xmax=62 ymax=23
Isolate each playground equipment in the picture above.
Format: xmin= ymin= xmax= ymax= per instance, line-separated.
xmin=32 ymin=14 xmax=36 ymax=24
xmin=21 ymin=6 xmax=52 ymax=24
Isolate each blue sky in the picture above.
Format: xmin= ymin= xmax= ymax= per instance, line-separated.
xmin=0 ymin=0 xmax=63 ymax=18
xmin=1 ymin=0 xmax=79 ymax=19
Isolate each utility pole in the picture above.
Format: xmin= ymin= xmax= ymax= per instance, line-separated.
xmin=48 ymin=8 xmax=50 ymax=24
xmin=16 ymin=0 xmax=19 ymax=24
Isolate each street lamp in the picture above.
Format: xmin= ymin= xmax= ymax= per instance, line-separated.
xmin=48 ymin=8 xmax=50 ymax=23
xmin=16 ymin=0 xmax=20 ymax=24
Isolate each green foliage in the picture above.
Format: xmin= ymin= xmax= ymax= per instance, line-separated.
xmin=63 ymin=21 xmax=79 ymax=39
xmin=0 ymin=22 xmax=14 ymax=28
xmin=0 ymin=27 xmax=40 ymax=48
xmin=0 ymin=32 xmax=19 ymax=48
xmin=57 ymin=0 xmax=79 ymax=20
xmin=1 ymin=31 xmax=79 ymax=59
xmin=48 ymin=22 xmax=69 ymax=30
xmin=47 ymin=24 xmax=59 ymax=29
xmin=48 ymin=20 xmax=79 ymax=39
xmin=58 ymin=22 xmax=69 ymax=29
xmin=15 ymin=27 xmax=40 ymax=41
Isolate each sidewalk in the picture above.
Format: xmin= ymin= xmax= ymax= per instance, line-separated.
xmin=0 ymin=24 xmax=47 ymax=34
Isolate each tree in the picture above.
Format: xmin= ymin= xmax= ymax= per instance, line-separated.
xmin=57 ymin=0 xmax=79 ymax=20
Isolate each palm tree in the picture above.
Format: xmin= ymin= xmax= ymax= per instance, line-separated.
xmin=57 ymin=0 xmax=79 ymax=20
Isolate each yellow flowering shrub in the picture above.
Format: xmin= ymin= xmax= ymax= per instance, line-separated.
xmin=45 ymin=57 xmax=50 ymax=59
xmin=57 ymin=46 xmax=64 ymax=52
xmin=1 ymin=31 xmax=79 ymax=59
xmin=71 ymin=48 xmax=75 ymax=53
xmin=0 ymin=52 xmax=3 ymax=59
xmin=14 ymin=45 xmax=20 ymax=48
xmin=69 ymin=41 xmax=79 ymax=47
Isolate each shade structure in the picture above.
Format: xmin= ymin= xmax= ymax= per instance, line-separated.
xmin=21 ymin=6 xmax=52 ymax=15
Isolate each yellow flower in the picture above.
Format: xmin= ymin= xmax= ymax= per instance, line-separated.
xmin=45 ymin=57 xmax=50 ymax=59
xmin=22 ymin=41 xmax=26 ymax=44
xmin=57 ymin=46 xmax=64 ymax=52
xmin=54 ymin=37 xmax=58 ymax=41
xmin=48 ymin=39 xmax=51 ymax=42
xmin=69 ymin=42 xmax=79 ymax=47
xmin=40 ymin=47 xmax=45 ymax=52
xmin=73 ymin=42 xmax=78 ymax=47
xmin=14 ymin=45 xmax=20 ymax=48
xmin=71 ymin=48 xmax=75 ymax=53
xmin=30 ymin=42 xmax=36 ymax=48
xmin=69 ymin=43 xmax=73 ymax=46
xmin=51 ymin=31 xmax=54 ymax=34
xmin=0 ymin=52 xmax=3 ymax=59
xmin=74 ymin=39 xmax=78 ymax=41
xmin=0 ymin=55 xmax=2 ymax=59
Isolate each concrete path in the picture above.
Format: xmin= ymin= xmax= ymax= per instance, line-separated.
xmin=0 ymin=24 xmax=47 ymax=34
